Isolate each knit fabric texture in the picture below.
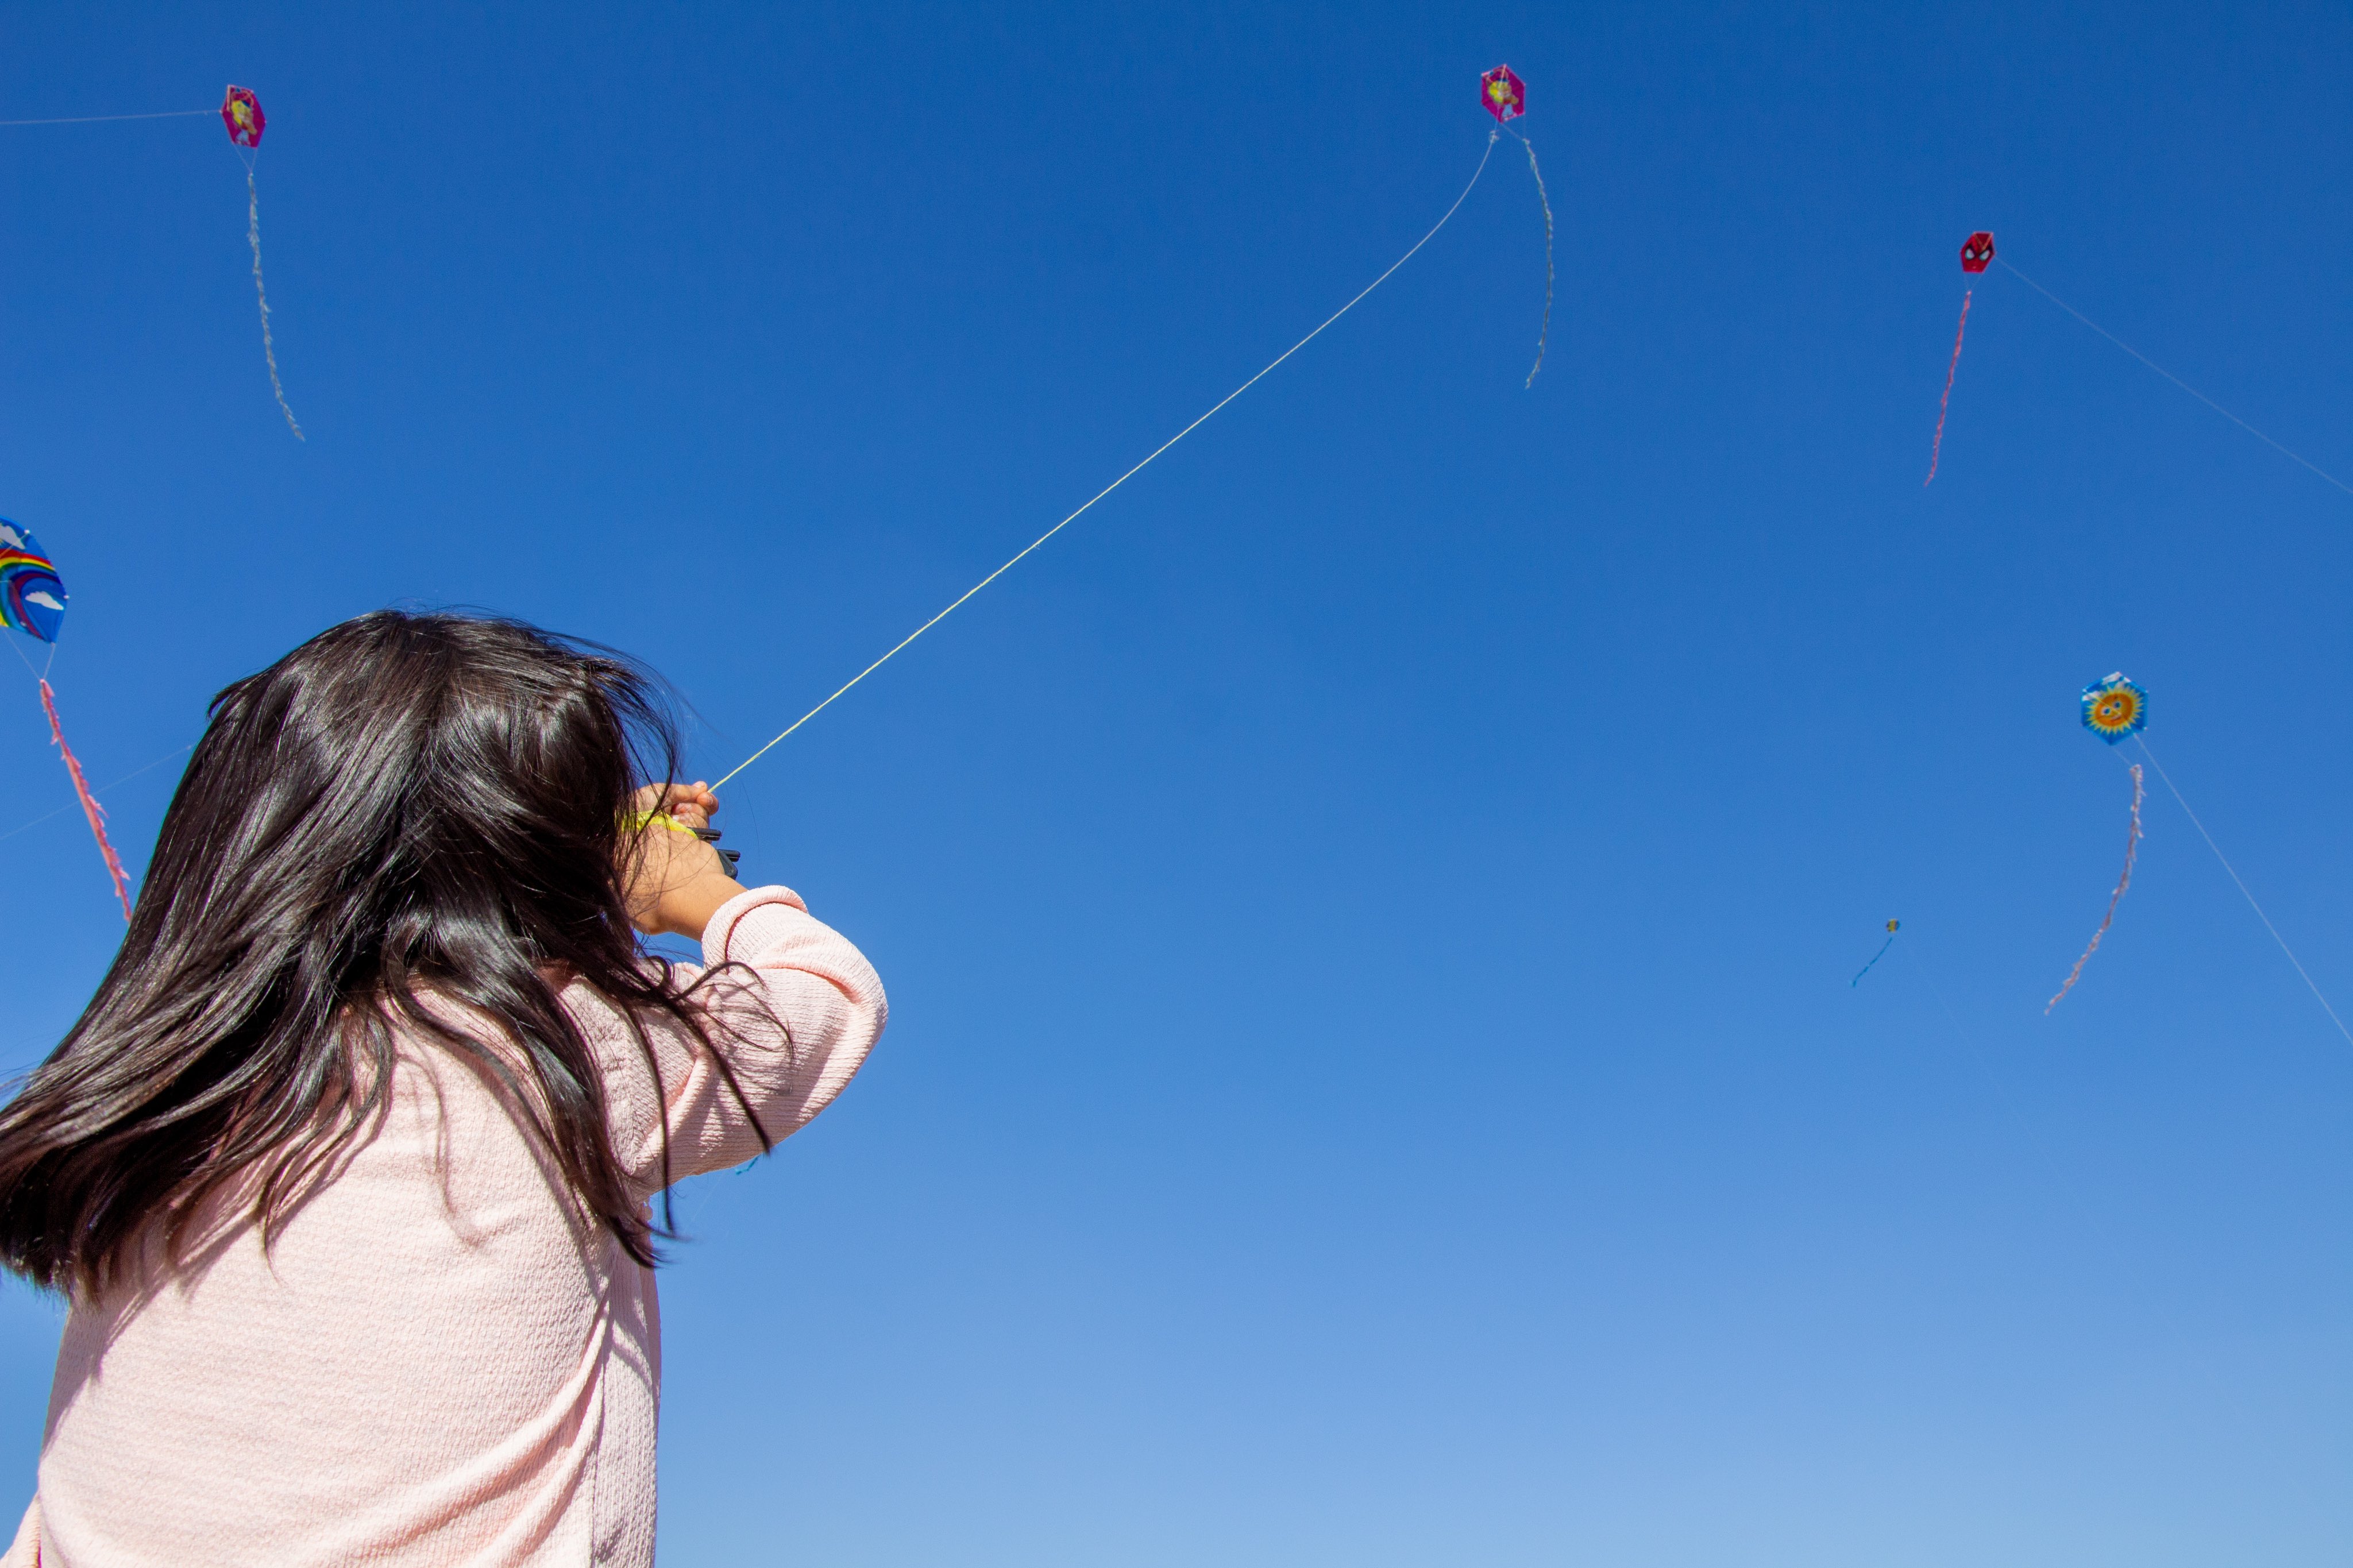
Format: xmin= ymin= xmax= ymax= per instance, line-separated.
xmin=8 ymin=886 xmax=885 ymax=1566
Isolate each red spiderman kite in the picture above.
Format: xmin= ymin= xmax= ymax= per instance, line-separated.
xmin=1927 ymin=230 xmax=1997 ymax=482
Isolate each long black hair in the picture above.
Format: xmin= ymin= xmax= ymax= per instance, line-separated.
xmin=0 ymin=610 xmax=762 ymax=1295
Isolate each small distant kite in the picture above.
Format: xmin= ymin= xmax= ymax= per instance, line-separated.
xmin=222 ymin=85 xmax=302 ymax=439
xmin=1851 ymin=918 xmax=1900 ymax=986
xmin=1925 ymin=230 xmax=1993 ymax=485
xmin=0 ymin=85 xmax=304 ymax=438
xmin=1 ymin=520 xmax=131 ymax=918
xmin=1479 ymin=65 xmax=1554 ymax=388
xmin=2048 ymin=671 xmax=2146 ymax=1012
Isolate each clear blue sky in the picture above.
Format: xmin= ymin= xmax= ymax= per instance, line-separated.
xmin=1 ymin=2 xmax=2348 ymax=1562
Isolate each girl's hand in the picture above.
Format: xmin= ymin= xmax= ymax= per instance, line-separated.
xmin=643 ymin=779 xmax=720 ymax=831
xmin=622 ymin=782 xmax=745 ymax=937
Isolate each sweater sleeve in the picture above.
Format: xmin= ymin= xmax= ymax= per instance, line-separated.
xmin=1 ymin=1499 xmax=36 ymax=1568
xmin=573 ymin=886 xmax=888 ymax=1194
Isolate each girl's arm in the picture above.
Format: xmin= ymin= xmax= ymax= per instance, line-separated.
xmin=580 ymin=885 xmax=888 ymax=1194
xmin=584 ymin=786 xmax=888 ymax=1192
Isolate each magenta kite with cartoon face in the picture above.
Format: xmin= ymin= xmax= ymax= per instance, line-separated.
xmin=222 ymin=85 xmax=264 ymax=148
xmin=1480 ymin=65 xmax=1525 ymax=123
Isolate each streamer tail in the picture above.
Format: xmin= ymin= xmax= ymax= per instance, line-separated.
xmin=40 ymin=679 xmax=132 ymax=920
xmin=245 ymin=163 xmax=303 ymax=440
xmin=1511 ymin=129 xmax=1555 ymax=388
xmin=2047 ymin=763 xmax=2143 ymax=1012
xmin=1851 ymin=930 xmax=1898 ymax=987
xmin=1925 ymin=288 xmax=1971 ymax=485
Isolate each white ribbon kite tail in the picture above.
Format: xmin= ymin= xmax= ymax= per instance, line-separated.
xmin=1506 ymin=127 xmax=1554 ymax=387
xmin=244 ymin=155 xmax=303 ymax=439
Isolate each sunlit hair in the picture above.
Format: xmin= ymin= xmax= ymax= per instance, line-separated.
xmin=0 ymin=611 xmax=765 ymax=1295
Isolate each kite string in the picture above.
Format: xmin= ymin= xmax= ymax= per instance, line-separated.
xmin=6 ymin=632 xmax=40 ymax=686
xmin=243 ymin=155 xmax=303 ymax=441
xmin=1924 ymin=287 xmax=1970 ymax=485
xmin=2047 ymin=762 xmax=2143 ymax=1014
xmin=0 ymin=109 xmax=211 ymax=128
xmin=1996 ymin=258 xmax=2349 ymax=498
xmin=0 ymin=740 xmax=194 ymax=847
xmin=713 ymin=129 xmax=1505 ymax=789
xmin=38 ymin=680 xmax=133 ymax=921
xmin=2135 ymin=737 xmax=2353 ymax=1048
xmin=1505 ymin=126 xmax=1554 ymax=388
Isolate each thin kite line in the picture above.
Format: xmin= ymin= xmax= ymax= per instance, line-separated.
xmin=1997 ymin=258 xmax=2350 ymax=498
xmin=0 ymin=742 xmax=194 ymax=847
xmin=1912 ymin=945 xmax=1981 ymax=1058
xmin=715 ymin=130 xmax=1506 ymax=789
xmin=2136 ymin=737 xmax=2353 ymax=1048
xmin=0 ymin=109 xmax=210 ymax=128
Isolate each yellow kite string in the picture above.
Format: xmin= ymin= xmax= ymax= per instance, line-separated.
xmin=713 ymin=129 xmax=1505 ymax=790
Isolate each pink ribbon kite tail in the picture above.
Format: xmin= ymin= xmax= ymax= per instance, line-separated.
xmin=2047 ymin=763 xmax=2142 ymax=1013
xmin=41 ymin=679 xmax=132 ymax=919
xmin=1925 ymin=288 xmax=1972 ymax=485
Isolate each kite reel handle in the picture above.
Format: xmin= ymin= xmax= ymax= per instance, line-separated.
xmin=627 ymin=809 xmax=743 ymax=879
xmin=691 ymin=825 xmax=742 ymax=879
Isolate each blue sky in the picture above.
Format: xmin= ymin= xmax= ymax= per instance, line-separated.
xmin=1 ymin=1 xmax=2350 ymax=1562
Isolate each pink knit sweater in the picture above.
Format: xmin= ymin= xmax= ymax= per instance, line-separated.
xmin=5 ymin=886 xmax=885 ymax=1567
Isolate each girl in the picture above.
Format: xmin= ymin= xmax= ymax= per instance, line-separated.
xmin=0 ymin=611 xmax=887 ymax=1565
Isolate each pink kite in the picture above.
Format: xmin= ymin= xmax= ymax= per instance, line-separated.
xmin=1479 ymin=65 xmax=1549 ymax=385
xmin=221 ymin=85 xmax=264 ymax=148
xmin=1480 ymin=65 xmax=1525 ymax=123
xmin=220 ymin=85 xmax=300 ymax=437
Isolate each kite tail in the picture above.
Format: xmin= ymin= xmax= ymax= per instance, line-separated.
xmin=1510 ymin=129 xmax=1555 ymax=388
xmin=40 ymin=679 xmax=133 ymax=921
xmin=1851 ymin=930 xmax=1898 ymax=986
xmin=2046 ymin=762 xmax=2143 ymax=1013
xmin=1924 ymin=288 xmax=1970 ymax=485
xmin=246 ymin=164 xmax=303 ymax=441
